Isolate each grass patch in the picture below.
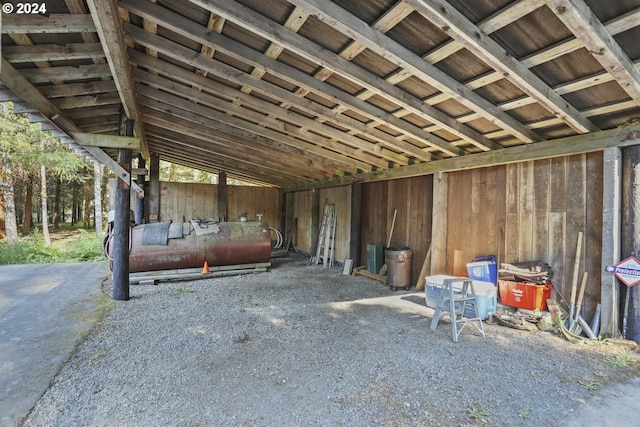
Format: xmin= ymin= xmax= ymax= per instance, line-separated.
xmin=608 ymin=353 xmax=634 ymax=368
xmin=578 ymin=378 xmax=599 ymax=391
xmin=518 ymin=405 xmax=532 ymax=420
xmin=0 ymin=227 xmax=106 ymax=265
xmin=466 ymin=405 xmax=491 ymax=424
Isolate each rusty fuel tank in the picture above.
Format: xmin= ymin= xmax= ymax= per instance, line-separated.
xmin=121 ymin=220 xmax=272 ymax=273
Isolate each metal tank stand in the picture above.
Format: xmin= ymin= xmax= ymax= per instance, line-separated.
xmin=429 ymin=278 xmax=486 ymax=342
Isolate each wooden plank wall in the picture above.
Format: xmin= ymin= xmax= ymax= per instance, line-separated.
xmin=159 ymin=182 xmax=281 ymax=229
xmin=291 ymin=177 xmax=433 ymax=283
xmin=360 ymin=176 xmax=433 ymax=284
xmin=318 ymin=185 xmax=351 ymax=262
xmin=159 ymin=182 xmax=217 ymax=222
xmin=446 ymin=153 xmax=603 ymax=319
xmin=293 ymin=189 xmax=313 ymax=253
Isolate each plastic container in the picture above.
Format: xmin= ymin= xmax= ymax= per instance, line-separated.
xmin=385 ymin=246 xmax=413 ymax=289
xmin=498 ymin=280 xmax=552 ymax=311
xmin=367 ymin=243 xmax=384 ymax=274
xmin=467 ymin=255 xmax=497 ymax=284
xmin=425 ymin=275 xmax=497 ymax=320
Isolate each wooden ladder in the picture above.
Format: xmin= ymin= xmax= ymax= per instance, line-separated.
xmin=313 ymin=203 xmax=336 ymax=267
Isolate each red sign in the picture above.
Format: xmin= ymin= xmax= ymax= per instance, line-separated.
xmin=606 ymin=256 xmax=640 ymax=287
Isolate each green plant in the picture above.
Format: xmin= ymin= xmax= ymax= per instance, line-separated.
xmin=578 ymin=379 xmax=599 ymax=391
xmin=177 ymin=287 xmax=194 ymax=293
xmin=518 ymin=406 xmax=532 ymax=420
xmin=0 ymin=228 xmax=106 ymax=265
xmin=608 ymin=353 xmax=633 ymax=368
xmin=466 ymin=405 xmax=491 ymax=423
xmin=60 ymin=230 xmax=106 ymax=262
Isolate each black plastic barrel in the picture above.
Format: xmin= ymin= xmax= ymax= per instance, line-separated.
xmin=385 ymin=246 xmax=413 ymax=289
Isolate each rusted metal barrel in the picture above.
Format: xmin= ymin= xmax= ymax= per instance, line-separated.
xmin=385 ymin=246 xmax=413 ymax=290
xmin=123 ymin=221 xmax=271 ymax=273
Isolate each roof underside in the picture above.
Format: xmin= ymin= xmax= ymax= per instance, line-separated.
xmin=2 ymin=0 xmax=640 ymax=187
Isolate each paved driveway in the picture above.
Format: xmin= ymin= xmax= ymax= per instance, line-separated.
xmin=0 ymin=261 xmax=109 ymax=427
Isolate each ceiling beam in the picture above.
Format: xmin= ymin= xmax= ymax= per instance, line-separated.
xmin=286 ymin=127 xmax=640 ymax=191
xmin=52 ymin=92 xmax=121 ymax=110
xmin=128 ymin=50 xmax=436 ymax=164
xmin=405 ymin=0 xmax=598 ymax=134
xmin=123 ymin=23 xmax=423 ymax=165
xmin=179 ymin=0 xmax=474 ymax=154
xmin=133 ymin=68 xmax=402 ymax=169
xmin=122 ymin=0 xmax=452 ymax=159
xmin=1 ymin=13 xmax=96 ymax=33
xmin=2 ymin=43 xmax=105 ymax=63
xmin=19 ymin=63 xmax=112 ymax=84
xmin=38 ymin=80 xmax=117 ymax=98
xmin=85 ymin=0 xmax=148 ymax=158
xmin=144 ymin=125 xmax=312 ymax=185
xmin=136 ymin=89 xmax=374 ymax=174
xmin=71 ymin=132 xmax=140 ymax=149
xmin=283 ymin=0 xmax=541 ymax=144
xmin=546 ymin=0 xmax=640 ymax=107
xmin=0 ymin=58 xmax=142 ymax=195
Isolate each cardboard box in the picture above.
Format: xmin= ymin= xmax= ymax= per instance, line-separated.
xmin=425 ymin=275 xmax=496 ymax=320
xmin=498 ymin=280 xmax=552 ymax=311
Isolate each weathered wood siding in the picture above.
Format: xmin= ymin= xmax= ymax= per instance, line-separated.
xmin=361 ymin=176 xmax=433 ymax=284
xmin=159 ymin=182 xmax=281 ymax=228
xmin=292 ymin=189 xmax=313 ymax=253
xmin=445 ymin=153 xmax=603 ymax=319
xmin=318 ymin=185 xmax=351 ymax=263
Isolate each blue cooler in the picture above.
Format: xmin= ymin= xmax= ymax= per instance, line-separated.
xmin=424 ymin=275 xmax=496 ymax=320
xmin=467 ymin=255 xmax=497 ymax=284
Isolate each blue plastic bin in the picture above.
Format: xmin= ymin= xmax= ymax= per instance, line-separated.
xmin=467 ymin=255 xmax=497 ymax=284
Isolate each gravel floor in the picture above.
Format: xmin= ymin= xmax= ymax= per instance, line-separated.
xmin=23 ymin=255 xmax=640 ymax=426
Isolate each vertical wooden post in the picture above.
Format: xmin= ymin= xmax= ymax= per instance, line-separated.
xmin=309 ymin=188 xmax=320 ymax=255
xmin=217 ymin=171 xmax=227 ymax=221
xmin=431 ymin=172 xmax=448 ymax=275
xmin=601 ymin=147 xmax=621 ymax=337
xmin=148 ymin=153 xmax=160 ymax=223
xmin=113 ymin=117 xmax=133 ymax=301
xmin=284 ymin=190 xmax=294 ymax=239
xmin=135 ymin=154 xmax=145 ymax=225
xmin=349 ymin=182 xmax=362 ymax=266
xmin=621 ymin=145 xmax=640 ymax=341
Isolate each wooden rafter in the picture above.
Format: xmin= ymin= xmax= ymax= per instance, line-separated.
xmin=405 ymin=0 xmax=598 ymax=134
xmin=183 ymin=0 xmax=473 ymax=154
xmin=127 ymin=50 xmax=429 ymax=166
xmin=120 ymin=1 xmax=444 ymax=161
xmin=546 ymin=0 xmax=640 ymax=107
xmin=85 ymin=0 xmax=148 ymax=158
xmin=1 ymin=14 xmax=96 ymax=33
xmin=283 ymin=0 xmax=541 ymax=144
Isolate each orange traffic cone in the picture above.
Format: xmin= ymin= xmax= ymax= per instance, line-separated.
xmin=202 ymin=261 xmax=210 ymax=274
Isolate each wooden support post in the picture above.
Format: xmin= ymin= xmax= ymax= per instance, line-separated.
xmin=148 ymin=153 xmax=160 ymax=223
xmin=621 ymin=145 xmax=640 ymax=342
xmin=431 ymin=172 xmax=448 ymax=275
xmin=601 ymin=147 xmax=621 ymax=337
xmin=217 ymin=171 xmax=227 ymax=221
xmin=284 ymin=190 xmax=294 ymax=243
xmin=134 ymin=154 xmax=145 ymax=225
xmin=113 ymin=116 xmax=133 ymax=301
xmin=310 ymin=188 xmax=320 ymax=255
xmin=349 ymin=182 xmax=362 ymax=266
